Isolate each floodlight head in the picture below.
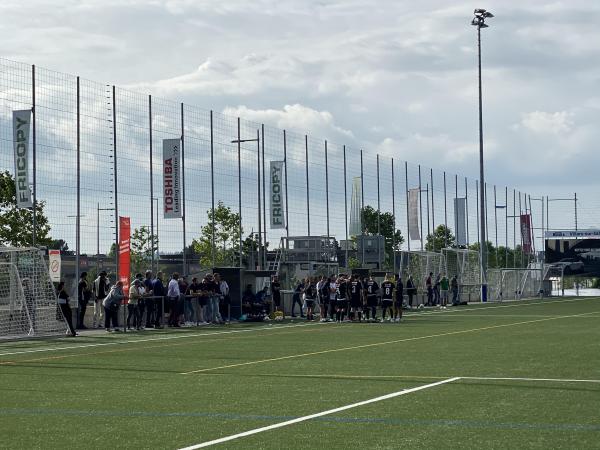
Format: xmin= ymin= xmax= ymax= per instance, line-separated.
xmin=484 ymin=12 xmax=494 ymax=18
xmin=474 ymin=8 xmax=487 ymax=14
xmin=471 ymin=18 xmax=479 ymax=26
xmin=480 ymin=23 xmax=489 ymax=28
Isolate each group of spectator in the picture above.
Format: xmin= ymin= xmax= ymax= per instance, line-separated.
xmin=67 ymin=270 xmax=230 ymax=333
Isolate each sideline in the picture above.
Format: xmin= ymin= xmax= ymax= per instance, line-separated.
xmin=180 ymin=310 xmax=600 ymax=374
xmin=177 ymin=377 xmax=460 ymax=449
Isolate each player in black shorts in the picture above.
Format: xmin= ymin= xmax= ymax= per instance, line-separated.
xmin=394 ymin=274 xmax=404 ymax=322
xmin=349 ymin=274 xmax=363 ymax=322
xmin=304 ymin=277 xmax=317 ymax=321
xmin=364 ymin=276 xmax=379 ymax=322
xmin=380 ymin=274 xmax=395 ymax=322
xmin=335 ymin=274 xmax=349 ymax=323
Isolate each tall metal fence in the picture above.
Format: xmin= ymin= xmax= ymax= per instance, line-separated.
xmin=0 ymin=58 xmax=544 ymax=291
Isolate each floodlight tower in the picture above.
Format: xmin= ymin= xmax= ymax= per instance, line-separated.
xmin=472 ymin=8 xmax=493 ymax=300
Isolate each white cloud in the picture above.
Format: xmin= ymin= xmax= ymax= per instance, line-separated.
xmin=518 ymin=111 xmax=574 ymax=135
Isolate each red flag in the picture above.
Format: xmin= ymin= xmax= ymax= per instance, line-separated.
xmin=520 ymin=214 xmax=532 ymax=254
xmin=118 ymin=216 xmax=131 ymax=300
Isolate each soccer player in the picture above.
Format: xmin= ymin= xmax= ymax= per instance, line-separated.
xmin=329 ymin=275 xmax=338 ymax=322
xmin=349 ymin=274 xmax=363 ymax=322
xmin=380 ymin=274 xmax=395 ymax=322
xmin=394 ymin=274 xmax=404 ymax=322
xmin=440 ymin=273 xmax=449 ymax=309
xmin=335 ymin=274 xmax=349 ymax=323
xmin=364 ymin=275 xmax=379 ymax=322
xmin=304 ymin=277 xmax=318 ymax=321
xmin=319 ymin=276 xmax=331 ymax=322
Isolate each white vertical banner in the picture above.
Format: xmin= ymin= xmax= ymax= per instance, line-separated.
xmin=454 ymin=198 xmax=467 ymax=246
xmin=48 ymin=250 xmax=61 ymax=283
xmin=13 ymin=109 xmax=33 ymax=208
xmin=163 ymin=139 xmax=182 ymax=219
xmin=270 ymin=161 xmax=286 ymax=229
xmin=408 ymin=188 xmax=420 ymax=241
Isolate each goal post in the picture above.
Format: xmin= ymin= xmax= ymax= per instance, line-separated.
xmin=442 ymin=248 xmax=482 ymax=302
xmin=0 ymin=247 xmax=68 ymax=340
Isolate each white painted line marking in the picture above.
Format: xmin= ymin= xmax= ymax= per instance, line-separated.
xmin=181 ymin=310 xmax=600 ymax=374
xmin=462 ymin=376 xmax=600 ymax=384
xmin=0 ymin=322 xmax=319 ymax=357
xmin=177 ymin=377 xmax=460 ymax=449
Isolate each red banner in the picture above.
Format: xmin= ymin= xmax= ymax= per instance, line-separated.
xmin=520 ymin=214 xmax=532 ymax=254
xmin=118 ymin=216 xmax=131 ymax=299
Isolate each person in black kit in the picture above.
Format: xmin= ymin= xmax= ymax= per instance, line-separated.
xmin=349 ymin=274 xmax=363 ymax=322
xmin=151 ymin=272 xmax=165 ymax=328
xmin=271 ymin=276 xmax=281 ymax=313
xmin=394 ymin=275 xmax=404 ymax=322
xmin=57 ymin=281 xmax=76 ymax=336
xmin=291 ymin=279 xmax=305 ymax=318
xmin=364 ymin=276 xmax=379 ymax=322
xmin=304 ymin=278 xmax=317 ymax=321
xmin=77 ymin=272 xmax=91 ymax=329
xmin=380 ymin=274 xmax=395 ymax=322
xmin=335 ymin=274 xmax=349 ymax=323
xmin=406 ymin=275 xmax=416 ymax=308
xmin=143 ymin=271 xmax=154 ymax=328
xmin=319 ymin=277 xmax=331 ymax=322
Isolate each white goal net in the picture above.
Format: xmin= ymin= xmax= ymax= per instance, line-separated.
xmin=398 ymin=251 xmax=445 ymax=293
xmin=442 ymin=248 xmax=482 ymax=301
xmin=0 ymin=247 xmax=68 ymax=339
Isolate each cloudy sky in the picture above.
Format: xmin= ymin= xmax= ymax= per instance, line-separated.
xmin=1 ymin=0 xmax=598 ymax=233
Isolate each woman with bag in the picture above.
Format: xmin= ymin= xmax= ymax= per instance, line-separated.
xmin=57 ymin=281 xmax=77 ymax=337
xmin=103 ymin=281 xmax=124 ymax=332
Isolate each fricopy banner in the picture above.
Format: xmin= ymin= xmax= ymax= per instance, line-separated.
xmin=270 ymin=161 xmax=286 ymax=229
xmin=13 ymin=110 xmax=33 ymax=208
xmin=163 ymin=139 xmax=182 ymax=219
xmin=408 ymin=188 xmax=420 ymax=241
xmin=118 ymin=216 xmax=131 ymax=298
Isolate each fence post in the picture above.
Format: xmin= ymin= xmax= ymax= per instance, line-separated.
xmin=465 ymin=177 xmax=470 ymax=247
xmin=284 ymin=130 xmax=290 ymax=239
xmin=210 ymin=111 xmax=215 ymax=269
xmin=149 ymin=96 xmax=155 ymax=273
xmin=257 ymin=128 xmax=262 ymax=269
xmin=181 ymin=103 xmax=187 ymax=275
xmin=443 ymin=171 xmax=447 ymax=247
xmin=111 ymin=86 xmax=122 ymax=331
xmin=325 ymin=140 xmax=330 ymax=242
xmin=430 ymin=168 xmax=435 ymax=238
xmin=377 ymin=154 xmax=381 ymax=268
xmin=361 ymin=150 xmax=365 ymax=263
xmin=391 ymin=158 xmax=396 ymax=275
xmin=418 ymin=165 xmax=423 ymax=251
xmin=343 ymin=145 xmax=349 ymax=268
xmin=76 ymin=76 xmax=80 ymax=305
xmin=261 ymin=124 xmax=267 ymax=268
xmin=305 ymin=135 xmax=310 ymax=236
xmin=32 ymin=64 xmax=36 ymax=246
xmin=237 ymin=117 xmax=242 ymax=268
xmin=405 ymin=161 xmax=410 ymax=252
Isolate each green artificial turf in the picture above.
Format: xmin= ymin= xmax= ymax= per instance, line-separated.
xmin=0 ymin=297 xmax=599 ymax=449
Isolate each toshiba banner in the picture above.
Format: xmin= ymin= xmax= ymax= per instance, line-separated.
xmin=13 ymin=110 xmax=33 ymax=208
xmin=270 ymin=161 xmax=286 ymax=229
xmin=163 ymin=139 xmax=182 ymax=219
xmin=119 ymin=216 xmax=131 ymax=298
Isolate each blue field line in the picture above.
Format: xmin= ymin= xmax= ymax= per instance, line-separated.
xmin=1 ymin=408 xmax=599 ymax=432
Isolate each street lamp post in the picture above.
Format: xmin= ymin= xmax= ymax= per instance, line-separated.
xmin=472 ymin=8 xmax=493 ymax=300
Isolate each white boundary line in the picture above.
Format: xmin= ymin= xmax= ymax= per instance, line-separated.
xmin=177 ymin=377 xmax=460 ymax=450
xmin=462 ymin=376 xmax=600 ymax=384
xmin=1 ymin=296 xmax=597 ymax=358
xmin=0 ymin=322 xmax=318 ymax=357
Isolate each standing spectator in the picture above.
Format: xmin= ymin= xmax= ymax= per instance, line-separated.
xmin=451 ymin=275 xmax=459 ymax=306
xmin=57 ymin=281 xmax=76 ymax=337
xmin=187 ymin=277 xmax=203 ymax=325
xmin=406 ymin=275 xmax=416 ymax=308
xmin=127 ymin=279 xmax=144 ymax=330
xmin=271 ymin=275 xmax=282 ymax=313
xmin=77 ymin=272 xmax=91 ymax=329
xmin=425 ymin=272 xmax=433 ymax=307
xmin=179 ymin=275 xmax=190 ymax=326
xmin=215 ymin=273 xmax=229 ymax=323
xmin=167 ymin=273 xmax=181 ymax=327
xmin=440 ymin=273 xmax=449 ymax=309
xmin=102 ymin=281 xmax=124 ymax=332
xmin=328 ymin=275 xmax=338 ymax=322
xmin=92 ymin=271 xmax=110 ymax=328
xmin=151 ymin=272 xmax=165 ymax=328
xmin=203 ymin=273 xmax=220 ymax=324
xmin=143 ymin=271 xmax=154 ymax=328
xmin=394 ymin=274 xmax=404 ymax=322
xmin=291 ymin=278 xmax=305 ymax=318
xmin=433 ymin=274 xmax=441 ymax=306
xmin=364 ymin=275 xmax=379 ymax=322
xmin=241 ymin=284 xmax=255 ymax=317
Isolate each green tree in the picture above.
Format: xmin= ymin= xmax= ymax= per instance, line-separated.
xmin=425 ymin=225 xmax=456 ymax=252
xmin=48 ymin=238 xmax=73 ymax=254
xmin=361 ymin=205 xmax=404 ymax=269
xmin=347 ymin=257 xmax=360 ymax=270
xmin=0 ymin=171 xmax=52 ymax=247
xmin=130 ymin=226 xmax=158 ymax=276
xmin=192 ymin=202 xmax=242 ymax=267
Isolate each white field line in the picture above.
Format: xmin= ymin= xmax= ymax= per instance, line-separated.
xmin=180 ymin=310 xmax=600 ymax=375
xmin=1 ymin=296 xmax=597 ymax=358
xmin=177 ymin=377 xmax=460 ymax=450
xmin=236 ymin=373 xmax=600 ymax=384
xmin=0 ymin=322 xmax=319 ymax=357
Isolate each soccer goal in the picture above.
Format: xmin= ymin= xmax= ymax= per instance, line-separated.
xmin=398 ymin=251 xmax=445 ymax=293
xmin=442 ymin=248 xmax=482 ymax=302
xmin=0 ymin=247 xmax=68 ymax=340
xmin=487 ymin=268 xmax=537 ymax=301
